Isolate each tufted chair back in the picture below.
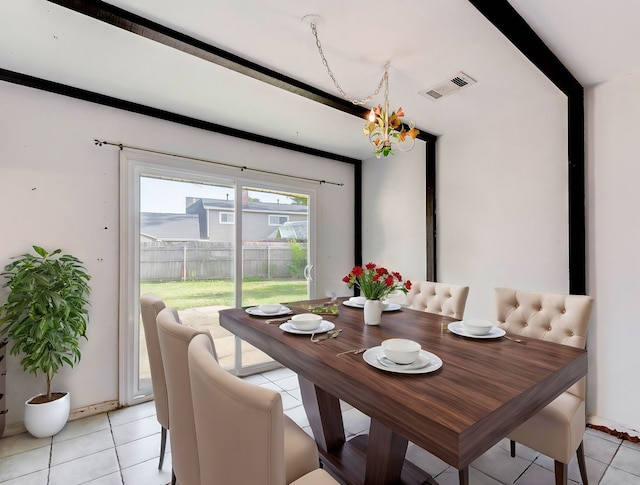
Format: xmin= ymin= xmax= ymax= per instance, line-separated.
xmin=495 ymin=287 xmax=594 ymax=484
xmin=406 ymin=281 xmax=469 ymax=319
xmin=495 ymin=287 xmax=593 ymax=399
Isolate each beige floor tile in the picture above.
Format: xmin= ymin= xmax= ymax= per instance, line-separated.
xmin=0 ymin=445 xmax=51 ymax=482
xmin=51 ymin=428 xmax=114 ymax=466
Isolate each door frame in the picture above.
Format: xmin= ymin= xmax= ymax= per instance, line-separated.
xmin=119 ymin=150 xmax=318 ymax=404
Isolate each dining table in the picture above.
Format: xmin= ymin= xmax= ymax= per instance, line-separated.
xmin=219 ymin=298 xmax=587 ymax=485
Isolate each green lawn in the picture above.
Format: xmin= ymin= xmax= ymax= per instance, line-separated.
xmin=140 ymin=279 xmax=308 ymax=310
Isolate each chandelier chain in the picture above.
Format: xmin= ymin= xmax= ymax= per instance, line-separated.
xmin=310 ymin=22 xmax=387 ymax=106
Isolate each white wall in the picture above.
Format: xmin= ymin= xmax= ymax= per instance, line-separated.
xmin=587 ymin=70 xmax=640 ymax=433
xmin=361 ymin=145 xmax=427 ymax=284
xmin=0 ymin=81 xmax=355 ymax=427
xmin=437 ymin=96 xmax=569 ymax=319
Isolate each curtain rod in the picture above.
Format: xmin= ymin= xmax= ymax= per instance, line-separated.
xmin=94 ymin=139 xmax=344 ymax=187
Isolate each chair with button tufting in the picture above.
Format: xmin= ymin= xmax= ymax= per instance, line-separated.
xmin=405 ymin=281 xmax=469 ymax=319
xmin=188 ymin=333 xmax=339 ymax=485
xmin=495 ymin=287 xmax=594 ymax=485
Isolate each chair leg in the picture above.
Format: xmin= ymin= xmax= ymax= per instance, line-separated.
xmin=510 ymin=439 xmax=516 ymax=457
xmin=158 ymin=426 xmax=167 ymax=469
xmin=458 ymin=466 xmax=469 ymax=485
xmin=576 ymin=441 xmax=589 ymax=485
xmin=554 ymin=460 xmax=568 ymax=485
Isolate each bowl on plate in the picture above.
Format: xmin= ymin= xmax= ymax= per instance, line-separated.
xmin=462 ymin=319 xmax=495 ymax=336
xmin=381 ymin=338 xmax=421 ymax=364
xmin=258 ymin=304 xmax=283 ymax=314
xmin=289 ymin=313 xmax=323 ymax=331
xmin=349 ymin=296 xmax=366 ymax=305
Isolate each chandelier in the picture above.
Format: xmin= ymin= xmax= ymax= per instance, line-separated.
xmin=307 ymin=18 xmax=419 ymax=158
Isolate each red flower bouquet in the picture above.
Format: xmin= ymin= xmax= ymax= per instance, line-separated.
xmin=342 ymin=263 xmax=412 ymax=300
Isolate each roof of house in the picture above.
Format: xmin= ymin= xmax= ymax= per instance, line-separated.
xmin=188 ymin=197 xmax=308 ymax=214
xmin=140 ymin=213 xmax=201 ymax=241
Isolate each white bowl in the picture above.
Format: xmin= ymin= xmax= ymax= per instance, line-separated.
xmin=349 ymin=296 xmax=366 ymax=305
xmin=258 ymin=304 xmax=282 ymax=314
xmin=290 ymin=313 xmax=323 ymax=331
xmin=462 ymin=319 xmax=495 ymax=336
xmin=381 ymin=338 xmax=421 ymax=364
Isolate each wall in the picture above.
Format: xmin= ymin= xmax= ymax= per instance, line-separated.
xmin=587 ymin=70 xmax=640 ymax=433
xmin=437 ymin=96 xmax=569 ymax=319
xmin=361 ymin=145 xmax=428 ymax=284
xmin=0 ymin=81 xmax=355 ymax=427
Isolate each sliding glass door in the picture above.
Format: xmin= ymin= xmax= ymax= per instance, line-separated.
xmin=121 ymin=154 xmax=315 ymax=404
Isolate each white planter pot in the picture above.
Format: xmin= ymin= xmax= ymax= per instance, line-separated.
xmin=24 ymin=391 xmax=70 ymax=438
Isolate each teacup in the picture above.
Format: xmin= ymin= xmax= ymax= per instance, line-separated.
xmin=381 ymin=338 xmax=421 ymax=364
xmin=290 ymin=313 xmax=323 ymax=331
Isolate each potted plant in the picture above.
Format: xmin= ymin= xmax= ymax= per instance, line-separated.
xmin=0 ymin=246 xmax=91 ymax=438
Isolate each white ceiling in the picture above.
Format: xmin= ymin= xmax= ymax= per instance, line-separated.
xmin=1 ymin=0 xmax=639 ymax=160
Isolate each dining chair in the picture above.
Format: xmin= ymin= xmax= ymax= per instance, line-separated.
xmin=157 ymin=307 xmax=216 ymax=485
xmin=405 ymin=281 xmax=470 ymax=319
xmin=139 ymin=294 xmax=176 ymax=469
xmin=188 ymin=333 xmax=339 ymax=485
xmin=495 ymin=287 xmax=594 ymax=485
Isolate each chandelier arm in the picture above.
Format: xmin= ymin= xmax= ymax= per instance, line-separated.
xmin=311 ymin=22 xmax=387 ymax=106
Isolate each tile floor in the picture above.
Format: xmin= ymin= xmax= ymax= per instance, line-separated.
xmin=1 ymin=367 xmax=639 ymax=485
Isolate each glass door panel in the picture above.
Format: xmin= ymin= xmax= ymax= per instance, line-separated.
xmin=137 ymin=176 xmax=237 ymax=395
xmin=239 ymin=187 xmax=311 ymax=369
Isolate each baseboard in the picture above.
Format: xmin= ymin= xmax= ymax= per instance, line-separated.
xmin=588 ymin=414 xmax=640 ymax=442
xmin=1 ymin=400 xmax=121 ymax=438
xmin=69 ymin=400 xmax=120 ymax=421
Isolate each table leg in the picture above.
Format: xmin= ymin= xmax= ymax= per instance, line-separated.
xmin=298 ymin=375 xmax=345 ymax=451
xmin=459 ymin=466 xmax=469 ymax=485
xmin=365 ymin=419 xmax=409 ymax=484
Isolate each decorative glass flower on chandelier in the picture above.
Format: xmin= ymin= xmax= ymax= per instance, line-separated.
xmin=306 ymin=16 xmax=420 ymax=158
xmin=364 ymin=103 xmax=420 ymax=158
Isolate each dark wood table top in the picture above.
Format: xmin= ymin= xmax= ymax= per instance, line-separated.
xmin=220 ymin=298 xmax=587 ymax=470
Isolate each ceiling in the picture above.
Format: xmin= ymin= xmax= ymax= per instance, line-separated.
xmin=1 ymin=0 xmax=639 ymax=160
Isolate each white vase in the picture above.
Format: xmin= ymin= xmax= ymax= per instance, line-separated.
xmin=24 ymin=391 xmax=70 ymax=438
xmin=364 ymin=299 xmax=383 ymax=325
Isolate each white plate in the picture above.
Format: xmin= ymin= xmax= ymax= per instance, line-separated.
xmin=279 ymin=321 xmax=335 ymax=335
xmin=448 ymin=321 xmax=506 ymax=339
xmin=245 ymin=305 xmax=291 ymax=317
xmin=342 ymin=301 xmax=402 ymax=312
xmin=363 ymin=347 xmax=443 ymax=374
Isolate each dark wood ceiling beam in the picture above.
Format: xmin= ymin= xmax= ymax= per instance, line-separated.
xmin=46 ymin=0 xmax=436 ymax=143
xmin=0 ymin=67 xmax=360 ymax=165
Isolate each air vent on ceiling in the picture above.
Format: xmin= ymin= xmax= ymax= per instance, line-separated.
xmin=419 ymin=72 xmax=476 ymax=101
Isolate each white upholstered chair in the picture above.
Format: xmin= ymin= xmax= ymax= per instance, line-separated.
xmin=139 ymin=294 xmax=175 ymax=469
xmin=188 ymin=334 xmax=338 ymax=485
xmin=157 ymin=307 xmax=214 ymax=485
xmin=495 ymin=287 xmax=594 ymax=485
xmin=405 ymin=281 xmax=469 ymax=319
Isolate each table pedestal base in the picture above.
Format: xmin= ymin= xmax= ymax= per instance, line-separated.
xmin=319 ymin=434 xmax=438 ymax=485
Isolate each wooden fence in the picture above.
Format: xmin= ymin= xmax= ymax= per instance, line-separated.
xmin=140 ymin=241 xmax=307 ymax=281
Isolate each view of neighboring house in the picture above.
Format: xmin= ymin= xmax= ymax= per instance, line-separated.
xmin=140 ymin=192 xmax=308 ymax=242
xmin=185 ymin=192 xmax=308 ymax=242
